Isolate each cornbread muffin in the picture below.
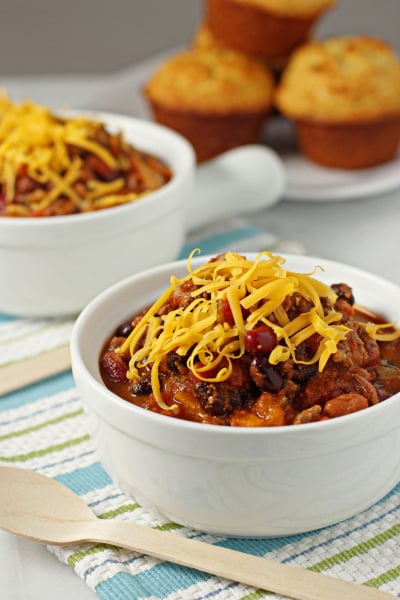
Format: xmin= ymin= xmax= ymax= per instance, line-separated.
xmin=144 ymin=48 xmax=275 ymax=162
xmin=193 ymin=22 xmax=292 ymax=77
xmin=205 ymin=0 xmax=335 ymax=60
xmin=275 ymin=36 xmax=400 ymax=169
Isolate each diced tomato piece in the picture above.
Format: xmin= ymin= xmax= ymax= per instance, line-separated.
xmin=218 ymin=298 xmax=250 ymax=326
xmin=219 ymin=299 xmax=234 ymax=325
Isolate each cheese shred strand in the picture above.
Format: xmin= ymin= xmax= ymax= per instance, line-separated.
xmin=117 ymin=251 xmax=400 ymax=411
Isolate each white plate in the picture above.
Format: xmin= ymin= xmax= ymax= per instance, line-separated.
xmin=85 ymin=50 xmax=400 ymax=204
xmin=263 ymin=117 xmax=400 ymax=202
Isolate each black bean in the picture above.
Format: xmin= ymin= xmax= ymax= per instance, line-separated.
xmin=115 ymin=320 xmax=133 ymax=337
xmin=166 ymin=352 xmax=188 ymax=374
xmin=331 ymin=283 xmax=355 ymax=305
xmin=130 ymin=380 xmax=152 ymax=396
xmin=250 ymin=356 xmax=283 ymax=393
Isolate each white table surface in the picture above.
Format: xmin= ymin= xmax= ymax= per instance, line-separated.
xmin=1 ymin=64 xmax=400 ymax=599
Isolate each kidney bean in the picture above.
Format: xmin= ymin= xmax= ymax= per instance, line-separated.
xmin=244 ymin=325 xmax=277 ymax=354
xmin=323 ymin=393 xmax=369 ymax=418
xmin=101 ymin=351 xmax=129 ymax=383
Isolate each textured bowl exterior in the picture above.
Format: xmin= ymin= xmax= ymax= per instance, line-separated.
xmin=71 ymin=254 xmax=400 ymax=536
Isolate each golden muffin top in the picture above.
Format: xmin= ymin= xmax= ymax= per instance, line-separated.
xmin=144 ymin=48 xmax=275 ymax=114
xmin=275 ymin=36 xmax=400 ymax=122
xmin=230 ymin=0 xmax=335 ymax=17
xmin=193 ymin=23 xmax=228 ymax=52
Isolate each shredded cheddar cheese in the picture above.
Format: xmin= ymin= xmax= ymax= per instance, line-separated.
xmin=117 ymin=251 xmax=400 ymax=411
xmin=364 ymin=321 xmax=400 ymax=342
xmin=0 ymin=95 xmax=116 ymax=208
xmin=0 ymin=93 xmax=172 ymax=216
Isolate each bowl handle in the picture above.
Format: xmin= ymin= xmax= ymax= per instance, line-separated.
xmin=185 ymin=145 xmax=286 ymax=232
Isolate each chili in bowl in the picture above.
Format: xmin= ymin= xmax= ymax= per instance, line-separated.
xmin=71 ymin=252 xmax=400 ymax=537
xmin=100 ymin=251 xmax=400 ymax=426
xmin=0 ymin=95 xmax=172 ymax=217
xmin=0 ymin=97 xmax=191 ymax=316
xmin=0 ymin=96 xmax=284 ymax=317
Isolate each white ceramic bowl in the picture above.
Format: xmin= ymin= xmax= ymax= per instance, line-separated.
xmin=71 ymin=253 xmax=400 ymax=537
xmin=0 ymin=112 xmax=285 ymax=317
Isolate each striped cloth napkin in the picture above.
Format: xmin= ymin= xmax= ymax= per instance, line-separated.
xmin=1 ymin=220 xmax=399 ymax=599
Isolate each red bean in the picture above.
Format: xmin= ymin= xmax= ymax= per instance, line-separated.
xmin=323 ymin=393 xmax=369 ymax=418
xmin=101 ymin=351 xmax=129 ymax=383
xmin=245 ymin=325 xmax=277 ymax=354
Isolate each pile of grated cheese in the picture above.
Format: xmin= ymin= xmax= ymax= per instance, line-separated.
xmin=0 ymin=94 xmax=139 ymax=215
xmin=117 ymin=250 xmax=400 ymax=411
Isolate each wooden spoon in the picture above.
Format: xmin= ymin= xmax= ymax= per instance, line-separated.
xmin=0 ymin=345 xmax=71 ymax=396
xmin=0 ymin=466 xmax=392 ymax=600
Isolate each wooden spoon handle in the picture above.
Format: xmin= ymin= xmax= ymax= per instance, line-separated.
xmin=91 ymin=519 xmax=392 ymax=600
xmin=0 ymin=345 xmax=71 ymax=396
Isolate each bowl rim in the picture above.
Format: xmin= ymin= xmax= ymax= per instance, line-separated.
xmin=71 ymin=251 xmax=400 ymax=439
xmin=0 ymin=110 xmax=195 ymax=230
